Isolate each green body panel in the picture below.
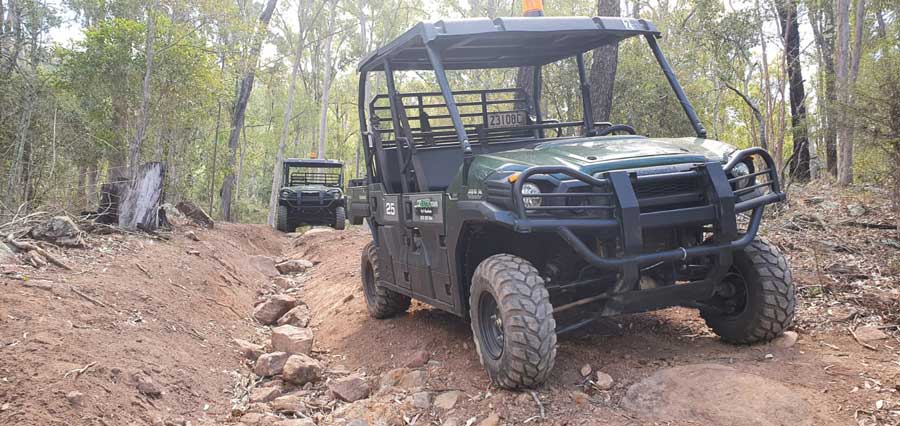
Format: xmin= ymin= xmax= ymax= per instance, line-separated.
xmin=448 ymin=135 xmax=738 ymax=194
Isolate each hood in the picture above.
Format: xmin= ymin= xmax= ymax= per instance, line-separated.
xmin=476 ymin=135 xmax=736 ymax=174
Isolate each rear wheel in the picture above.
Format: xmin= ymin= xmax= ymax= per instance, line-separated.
xmin=701 ymin=238 xmax=795 ymax=343
xmin=469 ymin=254 xmax=556 ymax=389
xmin=360 ymin=242 xmax=410 ymax=319
xmin=276 ymin=205 xmax=292 ymax=233
xmin=333 ymin=206 xmax=346 ymax=230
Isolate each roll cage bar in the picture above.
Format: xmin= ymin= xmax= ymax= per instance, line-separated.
xmin=356 ymin=16 xmax=707 ymax=191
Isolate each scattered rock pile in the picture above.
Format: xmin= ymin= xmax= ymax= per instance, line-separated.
xmin=230 ymin=253 xmax=493 ymax=426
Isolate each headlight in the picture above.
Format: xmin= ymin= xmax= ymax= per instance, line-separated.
xmin=730 ymin=161 xmax=751 ymax=190
xmin=521 ymin=182 xmax=542 ymax=208
xmin=328 ymin=189 xmax=342 ymax=199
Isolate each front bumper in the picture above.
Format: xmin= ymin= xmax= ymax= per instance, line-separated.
xmin=502 ymin=148 xmax=785 ymax=301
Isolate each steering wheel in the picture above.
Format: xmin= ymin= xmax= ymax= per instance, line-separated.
xmin=596 ymin=124 xmax=637 ymax=136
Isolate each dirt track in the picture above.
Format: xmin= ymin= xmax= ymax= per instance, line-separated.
xmin=294 ymin=227 xmax=890 ymax=426
xmin=1 ymin=215 xmax=898 ymax=425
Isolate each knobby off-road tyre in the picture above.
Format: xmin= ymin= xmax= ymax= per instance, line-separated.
xmin=276 ymin=205 xmax=291 ymax=233
xmin=360 ymin=241 xmax=410 ymax=319
xmin=469 ymin=254 xmax=557 ymax=389
xmin=701 ymin=237 xmax=795 ymax=344
xmin=334 ymin=207 xmax=346 ymax=230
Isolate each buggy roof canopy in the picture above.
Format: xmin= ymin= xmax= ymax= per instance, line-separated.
xmin=357 ymin=16 xmax=659 ymax=72
xmin=283 ymin=159 xmax=344 ymax=167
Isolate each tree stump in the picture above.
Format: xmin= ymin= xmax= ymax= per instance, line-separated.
xmin=175 ymin=201 xmax=214 ymax=229
xmin=118 ymin=162 xmax=166 ymax=230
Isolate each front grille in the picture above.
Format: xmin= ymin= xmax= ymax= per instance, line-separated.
xmin=634 ymin=178 xmax=698 ymax=198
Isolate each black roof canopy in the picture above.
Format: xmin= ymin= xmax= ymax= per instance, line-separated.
xmin=358 ymin=16 xmax=659 ymax=73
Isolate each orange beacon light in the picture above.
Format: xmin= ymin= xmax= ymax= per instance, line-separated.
xmin=523 ymin=0 xmax=544 ymax=17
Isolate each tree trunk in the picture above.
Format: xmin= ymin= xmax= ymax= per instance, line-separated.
xmin=809 ymin=2 xmax=838 ymax=176
xmin=777 ymin=0 xmax=811 ymax=181
xmin=836 ymin=0 xmax=866 ymax=185
xmin=723 ymin=81 xmax=767 ymax=151
xmin=219 ymin=0 xmax=278 ymax=221
xmin=835 ymin=0 xmax=852 ymax=185
xmin=589 ymin=0 xmax=621 ymax=123
xmin=118 ymin=162 xmax=166 ymax=230
xmin=130 ymin=0 xmax=157 ymax=177
xmin=316 ymin=0 xmax=337 ymax=160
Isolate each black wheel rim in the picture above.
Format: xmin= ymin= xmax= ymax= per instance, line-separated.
xmin=478 ymin=292 xmax=504 ymax=360
xmin=715 ymin=271 xmax=749 ymax=317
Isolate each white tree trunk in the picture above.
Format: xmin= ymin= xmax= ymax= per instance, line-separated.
xmin=118 ymin=162 xmax=165 ymax=230
xmin=835 ymin=0 xmax=853 ymax=185
xmin=130 ymin=0 xmax=157 ymax=177
xmin=316 ymin=0 xmax=337 ymax=160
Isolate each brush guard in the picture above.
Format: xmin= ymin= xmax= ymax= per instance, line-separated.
xmin=507 ymin=148 xmax=785 ymax=323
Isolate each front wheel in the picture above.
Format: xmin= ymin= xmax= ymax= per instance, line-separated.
xmin=276 ymin=205 xmax=292 ymax=233
xmin=701 ymin=237 xmax=795 ymax=344
xmin=469 ymin=254 xmax=557 ymax=389
xmin=333 ymin=206 xmax=346 ymax=230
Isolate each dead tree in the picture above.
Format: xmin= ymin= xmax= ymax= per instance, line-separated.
xmin=118 ymin=162 xmax=166 ymax=230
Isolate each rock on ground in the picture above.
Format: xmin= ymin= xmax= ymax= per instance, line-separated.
xmin=771 ymin=331 xmax=799 ymax=349
xmin=274 ymin=419 xmax=316 ymax=426
xmin=402 ymin=350 xmax=430 ymax=368
xmin=254 ymin=352 xmax=291 ymax=377
xmin=276 ymin=304 xmax=311 ymax=328
xmin=233 ymin=338 xmax=264 ymax=361
xmin=0 ymin=242 xmax=16 ymax=265
xmin=270 ymin=392 xmax=311 ymax=413
xmin=270 ymin=325 xmax=314 ymax=355
xmin=250 ymin=386 xmax=282 ymax=403
xmin=65 ymin=391 xmax=84 ymax=406
xmin=621 ymin=364 xmax=821 ymax=426
xmin=594 ymin=371 xmax=614 ymax=390
xmin=855 ymin=326 xmax=889 ymax=342
xmin=275 ymin=259 xmax=314 ymax=275
xmin=248 ymin=255 xmax=280 ymax=277
xmin=329 ymin=375 xmax=371 ymax=402
xmin=253 ymin=295 xmax=298 ymax=325
xmin=433 ymin=390 xmax=462 ymax=410
xmin=282 ymin=354 xmax=322 ymax=385
xmin=134 ymin=374 xmax=162 ymax=398
xmin=478 ymin=413 xmax=500 ymax=426
xmin=410 ymin=391 xmax=431 ymax=409
xmin=29 ymin=216 xmax=85 ymax=247
xmin=398 ymin=369 xmax=427 ymax=390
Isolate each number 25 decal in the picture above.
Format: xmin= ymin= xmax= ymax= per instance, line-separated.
xmin=385 ymin=202 xmax=396 ymax=216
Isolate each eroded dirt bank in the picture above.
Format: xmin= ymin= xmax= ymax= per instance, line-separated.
xmin=2 ymin=182 xmax=898 ymax=426
xmin=0 ymin=223 xmax=285 ymax=425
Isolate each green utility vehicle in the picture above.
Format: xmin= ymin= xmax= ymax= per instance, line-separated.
xmin=276 ymin=159 xmax=346 ymax=232
xmin=349 ymin=17 xmax=794 ymax=388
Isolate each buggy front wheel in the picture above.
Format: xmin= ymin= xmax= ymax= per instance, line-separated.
xmin=333 ymin=206 xmax=346 ymax=230
xmin=469 ymin=254 xmax=557 ymax=389
xmin=276 ymin=205 xmax=292 ymax=233
xmin=701 ymin=237 xmax=795 ymax=343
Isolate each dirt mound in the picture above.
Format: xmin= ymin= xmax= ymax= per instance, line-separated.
xmin=0 ymin=222 xmax=285 ymax=426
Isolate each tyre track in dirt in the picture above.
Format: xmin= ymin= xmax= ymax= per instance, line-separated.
xmin=290 ymin=227 xmax=881 ymax=425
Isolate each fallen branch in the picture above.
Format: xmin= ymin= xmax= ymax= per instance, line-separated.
xmin=4 ymin=235 xmax=73 ymax=270
xmin=530 ymin=391 xmax=546 ymax=419
xmin=64 ymin=361 xmax=97 ymax=379
xmin=848 ymin=327 xmax=878 ymax=351
xmin=136 ymin=263 xmax=153 ymax=278
xmin=838 ymin=220 xmax=898 ymax=231
xmin=71 ymin=287 xmax=108 ymax=308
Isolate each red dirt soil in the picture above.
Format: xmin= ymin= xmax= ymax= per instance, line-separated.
xmin=1 ymin=223 xmax=284 ymax=425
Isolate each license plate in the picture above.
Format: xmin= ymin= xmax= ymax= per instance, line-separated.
xmin=486 ymin=110 xmax=527 ymax=129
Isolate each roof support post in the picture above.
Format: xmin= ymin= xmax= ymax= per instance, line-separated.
xmin=575 ymin=53 xmax=595 ymax=136
xmin=357 ymin=71 xmax=375 ymax=184
xmin=645 ymin=34 xmax=707 ymax=138
xmin=383 ymin=60 xmax=410 ymax=193
xmin=532 ymin=65 xmax=544 ymax=139
xmin=424 ymin=43 xmax=475 ymax=186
